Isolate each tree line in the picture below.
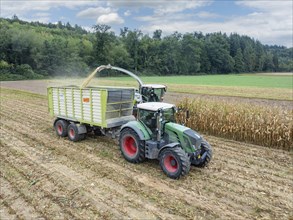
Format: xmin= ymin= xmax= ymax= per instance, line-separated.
xmin=0 ymin=16 xmax=292 ymax=80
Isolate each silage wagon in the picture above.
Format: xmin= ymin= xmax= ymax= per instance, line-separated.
xmin=48 ymin=85 xmax=135 ymax=140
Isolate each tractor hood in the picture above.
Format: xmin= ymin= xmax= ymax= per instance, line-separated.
xmin=165 ymin=122 xmax=203 ymax=150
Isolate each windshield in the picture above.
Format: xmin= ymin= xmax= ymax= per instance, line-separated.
xmin=141 ymin=87 xmax=165 ymax=102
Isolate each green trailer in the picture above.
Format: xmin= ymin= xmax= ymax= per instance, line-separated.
xmin=48 ymin=86 xmax=136 ymax=140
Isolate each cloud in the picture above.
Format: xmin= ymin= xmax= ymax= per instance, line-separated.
xmin=139 ymin=0 xmax=292 ymax=47
xmin=77 ymin=7 xmax=113 ymax=19
xmin=196 ymin=11 xmax=220 ymax=19
xmin=124 ymin=10 xmax=131 ymax=17
xmin=97 ymin=13 xmax=124 ymax=25
xmin=109 ymin=0 xmax=212 ymax=14
xmin=1 ymin=0 xmax=99 ymax=17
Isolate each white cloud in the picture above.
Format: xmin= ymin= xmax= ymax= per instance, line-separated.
xmin=196 ymin=11 xmax=220 ymax=19
xmin=77 ymin=7 xmax=113 ymax=19
xmin=97 ymin=13 xmax=124 ymax=25
xmin=109 ymin=0 xmax=212 ymax=14
xmin=1 ymin=0 xmax=100 ymax=17
xmin=124 ymin=10 xmax=131 ymax=17
xmin=139 ymin=0 xmax=292 ymax=47
xmin=154 ymin=1 xmax=211 ymax=14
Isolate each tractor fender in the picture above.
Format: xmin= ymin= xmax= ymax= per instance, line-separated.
xmin=120 ymin=122 xmax=150 ymax=140
xmin=159 ymin=142 xmax=181 ymax=153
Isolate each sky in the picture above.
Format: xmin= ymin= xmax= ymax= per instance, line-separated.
xmin=0 ymin=0 xmax=292 ymax=47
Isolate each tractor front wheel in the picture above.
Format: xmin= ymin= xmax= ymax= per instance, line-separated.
xmin=55 ymin=119 xmax=69 ymax=137
xmin=159 ymin=147 xmax=190 ymax=179
xmin=119 ymin=128 xmax=145 ymax=163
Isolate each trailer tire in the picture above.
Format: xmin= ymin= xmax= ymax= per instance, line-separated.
xmin=68 ymin=123 xmax=82 ymax=142
xmin=119 ymin=128 xmax=145 ymax=163
xmin=191 ymin=140 xmax=213 ymax=167
xmin=55 ymin=119 xmax=69 ymax=137
xmin=159 ymin=147 xmax=190 ymax=179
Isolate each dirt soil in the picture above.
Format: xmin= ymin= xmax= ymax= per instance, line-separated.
xmin=1 ymin=85 xmax=293 ymax=219
xmin=1 ymin=80 xmax=292 ymax=109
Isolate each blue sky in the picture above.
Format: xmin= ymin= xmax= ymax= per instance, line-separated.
xmin=1 ymin=0 xmax=292 ymax=47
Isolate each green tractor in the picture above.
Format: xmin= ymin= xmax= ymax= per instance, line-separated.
xmin=119 ymin=102 xmax=213 ymax=179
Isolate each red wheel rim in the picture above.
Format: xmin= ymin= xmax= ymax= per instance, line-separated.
xmin=123 ymin=136 xmax=137 ymax=157
xmin=57 ymin=124 xmax=62 ymax=134
xmin=69 ymin=128 xmax=75 ymax=138
xmin=164 ymin=154 xmax=178 ymax=173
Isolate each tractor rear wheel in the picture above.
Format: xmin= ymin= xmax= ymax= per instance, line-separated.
xmin=191 ymin=140 xmax=213 ymax=167
xmin=159 ymin=147 xmax=190 ymax=179
xmin=119 ymin=128 xmax=145 ymax=163
xmin=55 ymin=119 xmax=69 ymax=137
xmin=67 ymin=123 xmax=83 ymax=142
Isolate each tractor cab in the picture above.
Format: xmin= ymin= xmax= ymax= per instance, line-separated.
xmin=140 ymin=84 xmax=167 ymax=102
xmin=137 ymin=102 xmax=204 ymax=158
xmin=137 ymin=102 xmax=175 ymax=137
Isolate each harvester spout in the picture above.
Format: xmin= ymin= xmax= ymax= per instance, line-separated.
xmin=80 ymin=65 xmax=143 ymax=89
xmin=80 ymin=64 xmax=112 ymax=89
xmin=111 ymin=66 xmax=143 ymax=88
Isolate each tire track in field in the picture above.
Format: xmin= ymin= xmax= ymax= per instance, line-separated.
xmin=0 ymin=140 xmax=129 ymax=219
xmin=0 ymin=178 xmax=44 ymax=220
xmin=0 ymin=159 xmax=70 ymax=220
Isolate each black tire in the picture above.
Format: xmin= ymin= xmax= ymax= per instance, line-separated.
xmin=54 ymin=119 xmax=69 ymax=137
xmin=67 ymin=123 xmax=83 ymax=142
xmin=191 ymin=140 xmax=213 ymax=167
xmin=119 ymin=128 xmax=145 ymax=163
xmin=159 ymin=147 xmax=190 ymax=179
xmin=94 ymin=128 xmax=104 ymax=136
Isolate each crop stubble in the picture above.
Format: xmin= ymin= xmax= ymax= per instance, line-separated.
xmin=0 ymin=89 xmax=293 ymax=219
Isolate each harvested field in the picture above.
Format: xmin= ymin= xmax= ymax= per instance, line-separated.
xmin=1 ymin=88 xmax=293 ymax=219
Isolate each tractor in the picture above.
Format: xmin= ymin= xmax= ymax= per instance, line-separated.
xmin=119 ymin=102 xmax=213 ymax=179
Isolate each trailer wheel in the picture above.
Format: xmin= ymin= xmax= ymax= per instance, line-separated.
xmin=119 ymin=128 xmax=145 ymax=163
xmin=55 ymin=119 xmax=69 ymax=137
xmin=67 ymin=123 xmax=82 ymax=142
xmin=191 ymin=140 xmax=213 ymax=167
xmin=159 ymin=147 xmax=190 ymax=179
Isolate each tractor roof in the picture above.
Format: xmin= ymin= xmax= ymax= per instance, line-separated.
xmin=137 ymin=102 xmax=175 ymax=111
xmin=142 ymin=84 xmax=166 ymax=89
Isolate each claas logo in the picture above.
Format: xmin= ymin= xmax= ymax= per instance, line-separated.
xmin=83 ymin=97 xmax=90 ymax=103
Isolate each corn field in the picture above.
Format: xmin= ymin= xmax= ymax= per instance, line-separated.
xmin=176 ymin=98 xmax=293 ymax=151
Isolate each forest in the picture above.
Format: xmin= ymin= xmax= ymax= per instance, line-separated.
xmin=0 ymin=16 xmax=292 ymax=80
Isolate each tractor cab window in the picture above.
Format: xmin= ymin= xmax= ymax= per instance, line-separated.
xmin=138 ymin=109 xmax=157 ymax=132
xmin=162 ymin=108 xmax=175 ymax=123
xmin=141 ymin=87 xmax=165 ymax=102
